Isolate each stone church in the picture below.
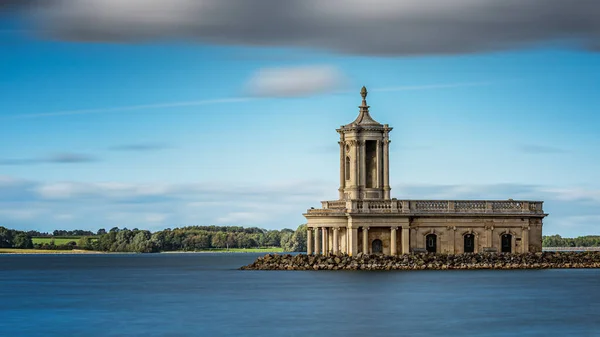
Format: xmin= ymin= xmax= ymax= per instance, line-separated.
xmin=304 ymin=87 xmax=547 ymax=255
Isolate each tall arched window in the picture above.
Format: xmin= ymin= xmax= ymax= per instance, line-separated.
xmin=345 ymin=156 xmax=350 ymax=180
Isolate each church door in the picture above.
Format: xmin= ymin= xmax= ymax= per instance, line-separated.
xmin=501 ymin=234 xmax=512 ymax=253
xmin=464 ymin=234 xmax=475 ymax=253
xmin=425 ymin=234 xmax=437 ymax=253
xmin=372 ymin=239 xmax=383 ymax=254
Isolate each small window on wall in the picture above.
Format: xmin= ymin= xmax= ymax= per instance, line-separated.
xmin=345 ymin=156 xmax=350 ymax=180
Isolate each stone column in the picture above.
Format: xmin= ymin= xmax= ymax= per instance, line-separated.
xmin=333 ymin=228 xmax=339 ymax=255
xmin=376 ymin=140 xmax=382 ymax=188
xmin=338 ymin=141 xmax=345 ymax=199
xmin=354 ymin=140 xmax=359 ymax=188
xmin=314 ymin=228 xmax=321 ymax=255
xmin=487 ymin=226 xmax=494 ymax=248
xmin=322 ymin=227 xmax=328 ymax=256
xmin=522 ymin=226 xmax=530 ymax=253
xmin=307 ymin=228 xmax=313 ymax=255
xmin=383 ymin=139 xmax=391 ymax=199
xmin=401 ymin=227 xmax=410 ymax=254
xmin=390 ymin=227 xmax=397 ymax=255
xmin=360 ymin=140 xmax=366 ymax=188
xmin=348 ymin=227 xmax=358 ymax=256
xmin=362 ymin=227 xmax=369 ymax=254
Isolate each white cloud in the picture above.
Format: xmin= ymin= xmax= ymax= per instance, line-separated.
xmin=245 ymin=65 xmax=347 ymax=97
xmin=3 ymin=175 xmax=600 ymax=236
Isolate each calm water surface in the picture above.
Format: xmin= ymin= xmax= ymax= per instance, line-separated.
xmin=1 ymin=253 xmax=599 ymax=337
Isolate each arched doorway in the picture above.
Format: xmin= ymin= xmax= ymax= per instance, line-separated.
xmin=425 ymin=234 xmax=437 ymax=253
xmin=372 ymin=239 xmax=383 ymax=254
xmin=464 ymin=234 xmax=475 ymax=253
xmin=501 ymin=234 xmax=512 ymax=253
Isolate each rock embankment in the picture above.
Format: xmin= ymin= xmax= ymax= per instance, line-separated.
xmin=240 ymin=252 xmax=600 ymax=271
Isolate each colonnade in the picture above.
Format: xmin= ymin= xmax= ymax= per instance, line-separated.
xmin=307 ymin=226 xmax=410 ymax=256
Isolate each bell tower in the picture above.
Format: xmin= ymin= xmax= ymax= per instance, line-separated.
xmin=337 ymin=86 xmax=392 ymax=200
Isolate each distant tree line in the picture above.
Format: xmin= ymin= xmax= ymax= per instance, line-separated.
xmin=0 ymin=226 xmax=33 ymax=249
xmin=82 ymin=225 xmax=307 ymax=253
xmin=542 ymin=235 xmax=600 ymax=247
xmin=0 ymin=224 xmax=308 ymax=253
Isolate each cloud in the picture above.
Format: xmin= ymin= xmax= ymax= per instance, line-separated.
xmin=8 ymin=0 xmax=600 ymax=55
xmin=0 ymin=152 xmax=96 ymax=165
xmin=245 ymin=65 xmax=347 ymax=97
xmin=109 ymin=142 xmax=172 ymax=152
xmin=518 ymin=144 xmax=570 ymax=154
xmin=2 ymin=175 xmax=600 ymax=236
xmin=6 ymin=97 xmax=252 ymax=119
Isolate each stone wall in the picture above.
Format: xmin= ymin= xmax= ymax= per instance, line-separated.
xmin=241 ymin=252 xmax=600 ymax=271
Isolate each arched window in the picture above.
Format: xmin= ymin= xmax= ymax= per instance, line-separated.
xmin=345 ymin=156 xmax=350 ymax=180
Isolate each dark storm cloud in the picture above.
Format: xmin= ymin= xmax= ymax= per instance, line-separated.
xmin=6 ymin=0 xmax=600 ymax=55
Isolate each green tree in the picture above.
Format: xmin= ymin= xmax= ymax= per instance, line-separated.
xmin=13 ymin=233 xmax=33 ymax=249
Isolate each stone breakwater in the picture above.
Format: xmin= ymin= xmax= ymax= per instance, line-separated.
xmin=240 ymin=252 xmax=600 ymax=271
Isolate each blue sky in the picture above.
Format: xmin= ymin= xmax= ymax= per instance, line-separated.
xmin=1 ymin=1 xmax=600 ymax=236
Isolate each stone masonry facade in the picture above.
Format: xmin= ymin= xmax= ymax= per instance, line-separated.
xmin=303 ymin=87 xmax=547 ymax=256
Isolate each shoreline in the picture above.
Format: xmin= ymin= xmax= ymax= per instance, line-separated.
xmin=240 ymin=252 xmax=600 ymax=271
xmin=0 ymin=248 xmax=285 ymax=255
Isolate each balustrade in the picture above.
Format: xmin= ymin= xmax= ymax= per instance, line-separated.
xmin=310 ymin=199 xmax=543 ymax=215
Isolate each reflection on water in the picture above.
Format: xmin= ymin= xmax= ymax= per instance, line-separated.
xmin=1 ymin=253 xmax=600 ymax=337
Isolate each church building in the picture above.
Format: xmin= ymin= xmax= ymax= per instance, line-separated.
xmin=303 ymin=87 xmax=547 ymax=255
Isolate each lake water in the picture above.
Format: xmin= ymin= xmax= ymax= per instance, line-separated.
xmin=1 ymin=253 xmax=600 ymax=337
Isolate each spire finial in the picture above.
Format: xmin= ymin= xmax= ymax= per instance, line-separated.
xmin=360 ymin=86 xmax=368 ymax=102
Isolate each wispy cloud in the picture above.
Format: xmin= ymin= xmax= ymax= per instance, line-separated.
xmin=371 ymin=81 xmax=494 ymax=92
xmin=0 ymin=153 xmax=96 ymax=166
xmin=109 ymin=143 xmax=172 ymax=152
xmin=7 ymin=97 xmax=253 ymax=119
xmin=1 ymin=175 xmax=600 ymax=236
xmin=518 ymin=144 xmax=570 ymax=154
xmin=7 ymin=80 xmax=494 ymax=120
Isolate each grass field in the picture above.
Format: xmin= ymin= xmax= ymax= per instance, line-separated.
xmin=32 ymin=236 xmax=96 ymax=245
xmin=0 ymin=248 xmax=99 ymax=254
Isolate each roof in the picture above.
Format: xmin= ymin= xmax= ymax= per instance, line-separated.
xmin=344 ymin=86 xmax=383 ymax=128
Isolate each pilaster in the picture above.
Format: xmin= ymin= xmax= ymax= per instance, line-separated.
xmin=401 ymin=226 xmax=410 ymax=254
xmin=390 ymin=227 xmax=397 ymax=255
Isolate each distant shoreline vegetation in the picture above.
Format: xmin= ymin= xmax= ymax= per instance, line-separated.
xmin=0 ymin=225 xmax=305 ymax=253
xmin=1 ymin=226 xmax=599 ymax=254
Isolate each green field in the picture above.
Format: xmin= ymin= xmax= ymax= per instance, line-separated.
xmin=0 ymin=248 xmax=98 ymax=254
xmin=32 ymin=237 xmax=83 ymax=245
xmin=32 ymin=236 xmax=99 ymax=245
